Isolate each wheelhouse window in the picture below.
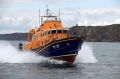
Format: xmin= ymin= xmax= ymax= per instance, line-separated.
xmin=43 ymin=32 xmax=44 ymax=37
xmin=45 ymin=31 xmax=47 ymax=35
xmin=57 ymin=30 xmax=62 ymax=33
xmin=48 ymin=30 xmax=57 ymax=34
xmin=41 ymin=34 xmax=42 ymax=37
xmin=51 ymin=30 xmax=56 ymax=34
xmin=44 ymin=31 xmax=47 ymax=36
xmin=41 ymin=33 xmax=44 ymax=37
xmin=48 ymin=30 xmax=51 ymax=34
xmin=63 ymin=30 xmax=68 ymax=33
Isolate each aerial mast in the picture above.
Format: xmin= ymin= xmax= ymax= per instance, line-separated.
xmin=39 ymin=9 xmax=40 ymax=26
xmin=59 ymin=9 xmax=60 ymax=21
xmin=46 ymin=5 xmax=48 ymax=20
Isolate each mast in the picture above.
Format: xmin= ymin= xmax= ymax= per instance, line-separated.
xmin=40 ymin=5 xmax=60 ymax=24
xmin=46 ymin=5 xmax=48 ymax=20
xmin=59 ymin=9 xmax=60 ymax=21
xmin=39 ymin=9 xmax=40 ymax=26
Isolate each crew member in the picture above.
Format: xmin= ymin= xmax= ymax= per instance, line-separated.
xmin=19 ymin=42 xmax=23 ymax=51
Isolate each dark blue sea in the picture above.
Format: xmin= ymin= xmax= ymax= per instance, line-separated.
xmin=0 ymin=40 xmax=120 ymax=79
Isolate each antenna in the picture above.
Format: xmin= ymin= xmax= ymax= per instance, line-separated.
xmin=39 ymin=9 xmax=40 ymax=26
xmin=46 ymin=5 xmax=48 ymax=16
xmin=59 ymin=9 xmax=60 ymax=21
xmin=46 ymin=5 xmax=48 ymax=20
xmin=46 ymin=5 xmax=48 ymax=10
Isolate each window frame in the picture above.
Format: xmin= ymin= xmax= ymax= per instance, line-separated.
xmin=51 ymin=30 xmax=56 ymax=34
xmin=57 ymin=30 xmax=62 ymax=33
xmin=63 ymin=30 xmax=68 ymax=33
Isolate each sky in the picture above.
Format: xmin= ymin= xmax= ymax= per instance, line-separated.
xmin=0 ymin=0 xmax=120 ymax=34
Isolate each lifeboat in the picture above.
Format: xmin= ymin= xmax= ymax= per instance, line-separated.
xmin=25 ymin=7 xmax=85 ymax=64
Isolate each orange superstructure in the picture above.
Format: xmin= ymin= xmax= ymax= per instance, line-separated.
xmin=25 ymin=9 xmax=69 ymax=50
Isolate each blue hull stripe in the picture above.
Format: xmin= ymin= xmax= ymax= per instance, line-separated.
xmin=34 ymin=37 xmax=84 ymax=57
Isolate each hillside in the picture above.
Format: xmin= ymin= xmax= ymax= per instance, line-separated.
xmin=69 ymin=24 xmax=120 ymax=42
xmin=0 ymin=24 xmax=120 ymax=42
xmin=0 ymin=33 xmax=28 ymax=40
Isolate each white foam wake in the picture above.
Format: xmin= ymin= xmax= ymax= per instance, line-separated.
xmin=0 ymin=41 xmax=97 ymax=64
xmin=74 ymin=43 xmax=98 ymax=64
xmin=0 ymin=41 xmax=64 ymax=64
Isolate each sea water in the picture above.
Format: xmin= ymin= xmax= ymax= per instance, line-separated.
xmin=0 ymin=40 xmax=120 ymax=79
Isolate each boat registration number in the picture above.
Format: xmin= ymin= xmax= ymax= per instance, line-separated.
xmin=52 ymin=44 xmax=59 ymax=49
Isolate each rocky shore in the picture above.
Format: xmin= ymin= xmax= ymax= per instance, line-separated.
xmin=69 ymin=24 xmax=120 ymax=42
